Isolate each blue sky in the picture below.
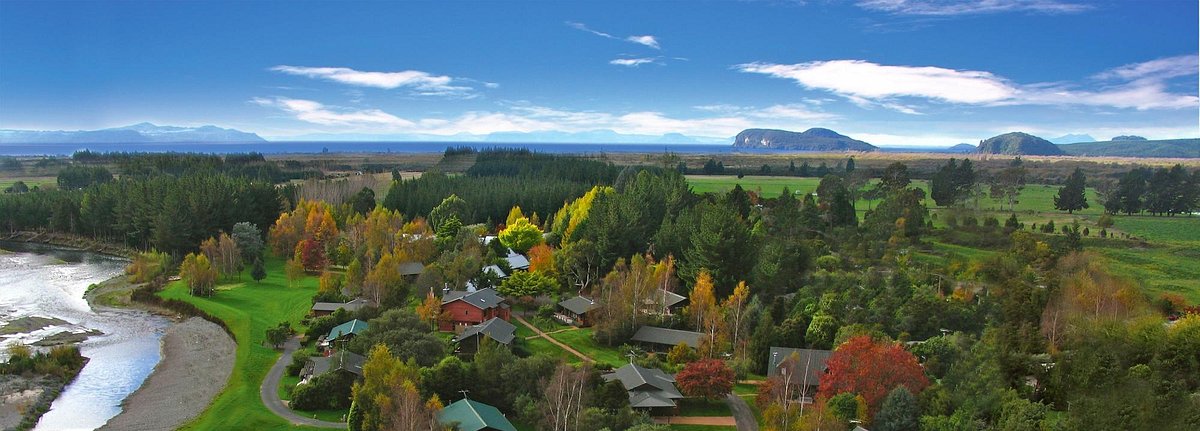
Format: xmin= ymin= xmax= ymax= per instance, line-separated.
xmin=1 ymin=0 xmax=1197 ymax=146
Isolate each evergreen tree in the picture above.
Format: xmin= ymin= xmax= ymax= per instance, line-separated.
xmin=1054 ymin=168 xmax=1089 ymax=214
xmin=874 ymin=386 xmax=920 ymax=431
xmin=251 ymin=257 xmax=267 ymax=282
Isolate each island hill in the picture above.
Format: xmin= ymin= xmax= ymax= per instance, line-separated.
xmin=976 ymin=131 xmax=1200 ymax=158
xmin=732 ymin=128 xmax=877 ymax=151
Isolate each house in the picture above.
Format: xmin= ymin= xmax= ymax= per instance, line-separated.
xmin=602 ymin=363 xmax=684 ymax=410
xmin=504 ymin=250 xmax=530 ymax=271
xmin=310 ymin=298 xmax=368 ymax=317
xmin=438 ymin=398 xmax=518 ymax=431
xmin=440 ymin=288 xmax=511 ymax=332
xmin=456 ymin=317 xmax=517 ymax=356
xmin=482 ymin=264 xmax=507 ymax=279
xmin=325 ymin=319 xmax=368 ymax=345
xmin=630 ymin=326 xmax=703 ymax=352
xmin=767 ymin=347 xmax=832 ymax=403
xmin=398 ymin=261 xmax=425 ymax=279
xmin=299 ymin=350 xmax=366 ymax=384
xmin=642 ymin=289 xmax=687 ymax=316
xmin=557 ymin=296 xmax=599 ymax=327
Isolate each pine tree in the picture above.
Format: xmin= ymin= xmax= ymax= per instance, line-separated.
xmin=1054 ymin=168 xmax=1089 ymax=214
xmin=874 ymin=386 xmax=920 ymax=431
xmin=251 ymin=257 xmax=267 ymax=282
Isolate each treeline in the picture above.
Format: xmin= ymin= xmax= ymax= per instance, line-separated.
xmin=71 ymin=150 xmax=319 ymax=182
xmin=383 ymin=172 xmax=592 ymax=226
xmin=1101 ymin=164 xmax=1200 ymax=216
xmin=465 ymin=148 xmax=620 ymax=184
xmin=0 ymin=173 xmax=281 ymax=255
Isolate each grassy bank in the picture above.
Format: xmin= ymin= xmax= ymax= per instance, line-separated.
xmin=158 ymin=255 xmax=322 ymax=431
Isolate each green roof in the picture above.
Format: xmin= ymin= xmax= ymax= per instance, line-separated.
xmin=327 ymin=319 xmax=368 ymax=341
xmin=438 ymin=399 xmax=517 ymax=431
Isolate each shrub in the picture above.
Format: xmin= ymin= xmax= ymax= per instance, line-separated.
xmin=290 ymin=371 xmax=355 ymax=410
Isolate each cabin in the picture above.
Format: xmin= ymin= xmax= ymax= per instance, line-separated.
xmin=602 ymin=363 xmax=684 ymax=411
xmin=482 ymin=264 xmax=507 ymax=279
xmin=557 ymin=296 xmax=600 ymax=327
xmin=299 ymin=350 xmax=365 ymax=384
xmin=504 ymin=250 xmax=530 ymax=271
xmin=438 ymin=398 xmax=518 ymax=431
xmin=440 ymin=288 xmax=511 ymax=332
xmin=642 ymin=289 xmax=687 ymax=316
xmin=630 ymin=326 xmax=703 ymax=352
xmin=398 ymin=261 xmax=425 ymax=281
xmin=310 ymin=297 xmax=368 ymax=317
xmin=456 ymin=317 xmax=517 ymax=356
xmin=767 ymin=347 xmax=832 ymax=404
xmin=323 ymin=319 xmax=368 ymax=348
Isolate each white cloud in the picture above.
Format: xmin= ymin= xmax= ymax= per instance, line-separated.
xmin=857 ymin=0 xmax=1091 ymax=16
xmin=255 ymin=97 xmax=839 ymax=138
xmin=270 ymin=65 xmax=475 ymax=97
xmin=625 ymin=35 xmax=660 ymax=50
xmin=610 ymin=58 xmax=658 ymax=67
xmin=566 ymin=21 xmax=662 ymax=50
xmin=737 ymin=56 xmax=1199 ymax=112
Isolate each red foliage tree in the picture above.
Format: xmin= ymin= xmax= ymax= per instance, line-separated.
xmin=296 ymin=239 xmax=327 ymax=273
xmin=817 ymin=335 xmax=928 ymax=418
xmin=676 ymin=359 xmax=735 ymax=401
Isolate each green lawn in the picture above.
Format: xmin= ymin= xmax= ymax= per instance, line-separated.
xmin=0 ymin=176 xmax=58 ymax=190
xmin=159 ymin=254 xmax=329 ymax=431
xmin=523 ymin=336 xmax=581 ymax=363
xmin=547 ymin=328 xmax=627 ymax=367
xmin=676 ymin=398 xmax=732 ymax=416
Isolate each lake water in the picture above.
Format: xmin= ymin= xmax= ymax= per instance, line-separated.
xmin=0 ymin=242 xmax=168 ymax=431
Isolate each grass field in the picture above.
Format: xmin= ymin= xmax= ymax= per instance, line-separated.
xmin=548 ymin=328 xmax=627 ymax=367
xmin=676 ymin=398 xmax=732 ymax=416
xmin=0 ymin=176 xmax=57 ymax=190
xmin=159 ymin=255 xmax=326 ymax=431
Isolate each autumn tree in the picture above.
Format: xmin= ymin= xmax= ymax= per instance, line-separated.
xmin=676 ymin=359 xmax=735 ymax=401
xmin=415 ymin=291 xmax=442 ymax=331
xmin=592 ymin=254 xmax=673 ymax=345
xmin=688 ymin=271 xmax=724 ymax=357
xmin=180 ymin=252 xmax=218 ymax=296
xmin=363 ymin=252 xmax=403 ymax=306
xmin=723 ymin=281 xmax=751 ymax=360
xmin=667 ymin=342 xmax=699 ymax=367
xmin=499 ymin=216 xmax=544 ymax=254
xmin=296 ymin=238 xmax=328 ymax=273
xmin=527 ymin=243 xmax=556 ymax=275
xmin=818 ymin=336 xmax=929 ymax=419
xmin=349 ymin=344 xmax=423 ymax=431
xmin=318 ymin=270 xmax=343 ymax=297
xmin=498 ymin=270 xmax=559 ymax=301
xmin=285 ymin=256 xmax=305 ymax=288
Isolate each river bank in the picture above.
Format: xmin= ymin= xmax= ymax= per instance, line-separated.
xmin=98 ymin=317 xmax=235 ymax=431
xmin=0 ymin=239 xmax=237 ymax=430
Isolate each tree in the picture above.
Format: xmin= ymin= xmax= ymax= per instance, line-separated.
xmin=1054 ymin=168 xmax=1089 ymax=214
xmin=363 ymin=252 xmax=403 ymax=306
xmin=251 ymin=257 xmax=267 ymax=282
xmin=990 ymin=164 xmax=1027 ymax=211
xmin=179 ymin=252 xmax=218 ymax=296
xmin=429 ymin=194 xmax=469 ymax=228
xmin=414 ymin=291 xmax=442 ymax=330
xmin=265 ymin=321 xmax=294 ymax=348
xmin=296 ymin=238 xmax=327 ymax=273
xmin=231 ymin=222 xmax=264 ymax=264
xmin=350 ymin=344 xmax=422 ymax=431
xmin=667 ymin=342 xmax=699 ymax=366
xmin=527 ymin=243 xmax=556 ymax=275
xmin=688 ymin=271 xmax=725 ymax=357
xmin=285 ymin=256 xmax=305 ymax=287
xmin=817 ymin=175 xmax=857 ymax=228
xmin=497 ymin=270 xmax=558 ymax=299
xmin=878 ymin=162 xmax=911 ymax=194
xmin=723 ymin=281 xmax=751 ymax=359
xmin=541 ymin=363 xmax=591 ymax=431
xmin=676 ymin=359 xmax=736 ymax=401
xmin=874 ymin=386 xmax=919 ymax=431
xmin=818 ymin=336 xmax=928 ymax=418
xmin=498 ymin=216 xmax=544 ymax=254
xmin=350 ymin=187 xmax=376 ymax=216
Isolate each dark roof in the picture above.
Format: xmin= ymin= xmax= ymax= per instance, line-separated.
xmin=459 ymin=317 xmax=517 ymax=345
xmin=602 ymin=363 xmax=683 ymax=408
xmin=438 ymin=399 xmax=518 ymax=431
xmin=631 ymin=326 xmax=702 ymax=347
xmin=398 ymin=261 xmax=425 ymax=276
xmin=311 ymin=297 xmax=368 ymax=313
xmin=642 ymin=289 xmax=687 ymax=308
xmin=558 ymin=296 xmax=599 ymax=315
xmin=505 ymin=250 xmax=530 ymax=270
xmin=331 ymin=350 xmax=366 ymax=376
xmin=327 ymin=319 xmax=369 ymax=341
xmin=442 ymin=287 xmax=505 ymax=310
xmin=304 ymin=356 xmax=331 ymax=377
xmin=767 ymin=347 xmax=832 ymax=386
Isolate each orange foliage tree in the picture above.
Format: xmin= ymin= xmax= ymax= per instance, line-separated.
xmin=817 ymin=335 xmax=928 ymax=419
xmin=676 ymin=359 xmax=735 ymax=401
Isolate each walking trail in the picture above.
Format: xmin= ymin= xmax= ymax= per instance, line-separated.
xmin=513 ymin=315 xmax=593 ymax=362
xmin=260 ymin=336 xmax=345 ymax=429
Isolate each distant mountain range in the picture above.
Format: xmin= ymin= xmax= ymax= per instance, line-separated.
xmin=1049 ymin=134 xmax=1097 ymax=144
xmin=731 ymin=128 xmax=876 ymax=151
xmin=277 ymin=129 xmax=729 ymax=145
xmin=947 ymin=143 xmax=978 ymax=153
xmin=1058 ymin=138 xmax=1200 ymax=158
xmin=0 ymin=123 xmax=265 ymax=144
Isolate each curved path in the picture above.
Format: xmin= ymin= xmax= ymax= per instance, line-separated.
xmin=260 ymin=336 xmax=345 ymax=429
xmin=726 ymin=393 xmax=760 ymax=431
xmin=513 ymin=315 xmax=593 ymax=363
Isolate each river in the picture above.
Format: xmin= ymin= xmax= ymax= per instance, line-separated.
xmin=0 ymin=241 xmax=169 ymax=431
